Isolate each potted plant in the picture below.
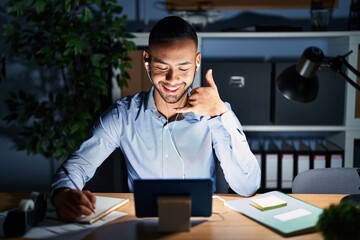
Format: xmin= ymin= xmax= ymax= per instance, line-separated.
xmin=317 ymin=201 xmax=360 ymax=240
xmin=2 ymin=0 xmax=135 ymax=161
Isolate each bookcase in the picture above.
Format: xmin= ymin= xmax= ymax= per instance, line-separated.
xmin=129 ymin=31 xmax=360 ymax=192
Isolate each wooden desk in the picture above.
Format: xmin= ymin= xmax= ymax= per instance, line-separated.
xmin=0 ymin=193 xmax=344 ymax=240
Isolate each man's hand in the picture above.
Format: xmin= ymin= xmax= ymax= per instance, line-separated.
xmin=174 ymin=69 xmax=228 ymax=117
xmin=53 ymin=188 xmax=96 ymax=221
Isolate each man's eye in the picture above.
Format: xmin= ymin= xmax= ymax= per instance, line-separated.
xmin=156 ymin=67 xmax=168 ymax=71
xmin=179 ymin=68 xmax=189 ymax=72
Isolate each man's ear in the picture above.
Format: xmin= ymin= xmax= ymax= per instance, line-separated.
xmin=195 ymin=52 xmax=201 ymax=72
xmin=143 ymin=51 xmax=150 ymax=70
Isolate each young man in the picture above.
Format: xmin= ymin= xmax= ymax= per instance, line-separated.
xmin=51 ymin=16 xmax=260 ymax=221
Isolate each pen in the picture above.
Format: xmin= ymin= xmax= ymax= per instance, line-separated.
xmin=61 ymin=165 xmax=96 ymax=214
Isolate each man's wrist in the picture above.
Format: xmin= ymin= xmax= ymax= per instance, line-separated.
xmin=51 ymin=187 xmax=70 ymax=207
xmin=211 ymin=102 xmax=229 ymax=117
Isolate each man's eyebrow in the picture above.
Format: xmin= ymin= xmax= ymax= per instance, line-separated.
xmin=152 ymin=58 xmax=166 ymax=64
xmin=178 ymin=62 xmax=192 ymax=66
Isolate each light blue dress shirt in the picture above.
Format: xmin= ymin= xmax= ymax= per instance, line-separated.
xmin=51 ymin=87 xmax=261 ymax=196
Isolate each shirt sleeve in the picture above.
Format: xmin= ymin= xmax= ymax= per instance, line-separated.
xmin=207 ymin=107 xmax=261 ymax=197
xmin=50 ymin=105 xmax=121 ymax=195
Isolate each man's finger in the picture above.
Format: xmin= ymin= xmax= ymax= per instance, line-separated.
xmin=83 ymin=190 xmax=96 ymax=209
xmin=205 ymin=69 xmax=217 ymax=89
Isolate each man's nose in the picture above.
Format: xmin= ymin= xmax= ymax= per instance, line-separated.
xmin=166 ymin=69 xmax=179 ymax=81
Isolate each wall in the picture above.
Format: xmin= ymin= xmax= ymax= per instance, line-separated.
xmin=0 ymin=0 xmax=354 ymax=192
xmin=119 ymin=0 xmax=352 ymax=32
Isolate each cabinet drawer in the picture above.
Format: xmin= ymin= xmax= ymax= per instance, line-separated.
xmin=202 ymin=60 xmax=272 ymax=125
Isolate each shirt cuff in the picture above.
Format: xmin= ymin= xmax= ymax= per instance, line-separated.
xmin=208 ymin=110 xmax=244 ymax=136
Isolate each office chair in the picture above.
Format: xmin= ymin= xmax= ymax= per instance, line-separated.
xmin=292 ymin=168 xmax=360 ymax=194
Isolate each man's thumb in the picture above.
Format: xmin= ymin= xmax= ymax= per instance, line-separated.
xmin=205 ymin=69 xmax=216 ymax=88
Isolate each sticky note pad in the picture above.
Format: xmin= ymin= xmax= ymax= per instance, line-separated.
xmin=250 ymin=195 xmax=287 ymax=211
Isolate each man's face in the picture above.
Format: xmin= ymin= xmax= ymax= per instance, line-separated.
xmin=146 ymin=39 xmax=200 ymax=105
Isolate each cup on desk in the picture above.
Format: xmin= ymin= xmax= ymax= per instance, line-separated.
xmin=311 ymin=9 xmax=329 ymax=31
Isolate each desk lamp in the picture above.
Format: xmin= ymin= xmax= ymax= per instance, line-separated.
xmin=277 ymin=48 xmax=360 ymax=204
xmin=276 ymin=46 xmax=360 ymax=103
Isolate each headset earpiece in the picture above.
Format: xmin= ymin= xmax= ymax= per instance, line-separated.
xmin=196 ymin=63 xmax=200 ymax=71
xmin=144 ymin=61 xmax=153 ymax=84
xmin=144 ymin=61 xmax=149 ymax=71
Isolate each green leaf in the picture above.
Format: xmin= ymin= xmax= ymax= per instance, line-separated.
xmin=66 ymin=38 xmax=89 ymax=55
xmin=91 ymin=54 xmax=105 ymax=67
xmin=83 ymin=7 xmax=93 ymax=22
xmin=35 ymin=0 xmax=47 ymax=13
xmin=7 ymin=2 xmax=25 ymax=16
xmin=4 ymin=24 xmax=16 ymax=38
xmin=70 ymin=124 xmax=79 ymax=134
xmin=65 ymin=0 xmax=72 ymax=12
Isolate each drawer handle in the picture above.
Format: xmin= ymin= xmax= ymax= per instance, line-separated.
xmin=229 ymin=76 xmax=245 ymax=88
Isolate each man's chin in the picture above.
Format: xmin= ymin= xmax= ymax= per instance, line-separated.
xmin=163 ymin=96 xmax=181 ymax=104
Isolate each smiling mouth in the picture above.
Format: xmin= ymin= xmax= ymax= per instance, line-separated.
xmin=162 ymin=84 xmax=181 ymax=93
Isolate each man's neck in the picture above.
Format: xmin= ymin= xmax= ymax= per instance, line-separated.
xmin=154 ymin=93 xmax=187 ymax=121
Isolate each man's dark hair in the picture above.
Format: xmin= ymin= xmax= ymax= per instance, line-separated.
xmin=149 ymin=16 xmax=198 ymax=49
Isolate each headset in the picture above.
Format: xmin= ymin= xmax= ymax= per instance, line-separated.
xmin=144 ymin=61 xmax=153 ymax=84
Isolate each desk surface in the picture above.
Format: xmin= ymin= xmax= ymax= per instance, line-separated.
xmin=0 ymin=192 xmax=344 ymax=240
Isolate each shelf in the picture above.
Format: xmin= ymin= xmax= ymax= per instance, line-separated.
xmin=133 ymin=31 xmax=360 ymax=41
xmin=198 ymin=31 xmax=360 ymax=38
xmin=243 ymin=126 xmax=347 ymax=132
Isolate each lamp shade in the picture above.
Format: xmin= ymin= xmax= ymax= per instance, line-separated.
xmin=276 ymin=47 xmax=324 ymax=103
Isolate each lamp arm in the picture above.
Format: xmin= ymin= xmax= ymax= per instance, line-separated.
xmin=337 ymin=70 xmax=360 ymax=91
xmin=342 ymin=58 xmax=360 ymax=78
xmin=324 ymin=52 xmax=360 ymax=91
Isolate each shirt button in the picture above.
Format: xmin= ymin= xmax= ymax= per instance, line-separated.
xmin=164 ymin=125 xmax=168 ymax=129
xmin=164 ymin=154 xmax=168 ymax=158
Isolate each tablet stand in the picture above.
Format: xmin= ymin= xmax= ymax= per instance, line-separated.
xmin=157 ymin=196 xmax=191 ymax=232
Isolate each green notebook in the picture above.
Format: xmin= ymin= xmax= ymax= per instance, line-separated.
xmin=225 ymin=191 xmax=323 ymax=236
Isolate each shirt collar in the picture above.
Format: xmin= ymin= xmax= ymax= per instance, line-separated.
xmin=145 ymin=86 xmax=201 ymax=121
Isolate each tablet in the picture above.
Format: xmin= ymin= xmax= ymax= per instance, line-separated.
xmin=133 ymin=179 xmax=214 ymax=218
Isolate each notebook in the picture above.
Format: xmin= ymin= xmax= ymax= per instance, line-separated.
xmin=48 ymin=196 xmax=129 ymax=224
xmin=225 ymin=191 xmax=323 ymax=236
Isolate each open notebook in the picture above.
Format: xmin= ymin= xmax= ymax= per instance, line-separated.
xmin=48 ymin=196 xmax=129 ymax=224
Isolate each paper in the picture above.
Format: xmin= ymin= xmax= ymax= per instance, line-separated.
xmin=0 ymin=211 xmax=126 ymax=239
xmin=274 ymin=208 xmax=312 ymax=222
xmin=24 ymin=211 xmax=126 ymax=239
xmin=250 ymin=195 xmax=287 ymax=211
xmin=47 ymin=196 xmax=129 ymax=224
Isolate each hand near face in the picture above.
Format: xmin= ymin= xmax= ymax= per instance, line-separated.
xmin=174 ymin=69 xmax=228 ymax=117
xmin=53 ymin=188 xmax=96 ymax=222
